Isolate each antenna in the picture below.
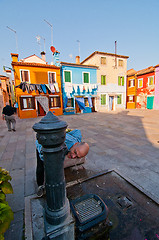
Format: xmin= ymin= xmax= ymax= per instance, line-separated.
xmin=77 ymin=40 xmax=80 ymax=57
xmin=115 ymin=40 xmax=117 ymax=68
xmin=44 ymin=19 xmax=53 ymax=46
xmin=7 ymin=26 xmax=19 ymax=54
xmin=36 ymin=35 xmax=46 ymax=52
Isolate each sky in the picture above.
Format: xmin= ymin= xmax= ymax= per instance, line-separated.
xmin=1 ymin=0 xmax=159 ymax=76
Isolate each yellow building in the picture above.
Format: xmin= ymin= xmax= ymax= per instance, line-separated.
xmin=11 ymin=53 xmax=63 ymax=119
xmin=126 ymin=69 xmax=137 ymax=109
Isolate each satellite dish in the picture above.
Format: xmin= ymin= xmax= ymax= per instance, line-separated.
xmin=50 ymin=46 xmax=56 ymax=53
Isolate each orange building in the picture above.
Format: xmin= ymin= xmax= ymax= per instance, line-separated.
xmin=11 ymin=53 xmax=63 ymax=119
xmin=126 ymin=69 xmax=137 ymax=109
xmin=0 ymin=73 xmax=14 ymax=113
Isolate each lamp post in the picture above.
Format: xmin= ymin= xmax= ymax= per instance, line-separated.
xmin=33 ymin=112 xmax=74 ymax=239
xmin=6 ymin=26 xmax=19 ymax=54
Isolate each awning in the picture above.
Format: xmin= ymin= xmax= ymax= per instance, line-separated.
xmin=75 ymin=97 xmax=86 ymax=110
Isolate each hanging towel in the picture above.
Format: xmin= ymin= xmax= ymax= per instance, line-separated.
xmin=22 ymin=83 xmax=26 ymax=92
xmin=54 ymin=83 xmax=59 ymax=92
xmin=25 ymin=83 xmax=30 ymax=93
xmin=49 ymin=83 xmax=55 ymax=93
xmin=41 ymin=84 xmax=47 ymax=94
xmin=45 ymin=84 xmax=51 ymax=93
xmin=88 ymin=96 xmax=93 ymax=107
xmin=36 ymin=84 xmax=43 ymax=94
xmin=75 ymin=98 xmax=86 ymax=110
xmin=29 ymin=84 xmax=35 ymax=92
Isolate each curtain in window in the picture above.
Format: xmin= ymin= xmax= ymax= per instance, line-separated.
xmin=35 ymin=96 xmax=49 ymax=113
xmin=88 ymin=96 xmax=92 ymax=107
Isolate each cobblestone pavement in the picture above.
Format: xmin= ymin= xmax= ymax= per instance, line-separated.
xmin=1 ymin=109 xmax=159 ymax=239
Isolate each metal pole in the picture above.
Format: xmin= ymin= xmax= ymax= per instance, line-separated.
xmin=44 ymin=19 xmax=53 ymax=63
xmin=77 ymin=40 xmax=80 ymax=57
xmin=7 ymin=26 xmax=19 ymax=54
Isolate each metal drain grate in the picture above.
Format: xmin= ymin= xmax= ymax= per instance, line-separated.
xmin=70 ymin=194 xmax=108 ymax=232
xmin=73 ymin=197 xmax=103 ymax=223
xmin=117 ymin=196 xmax=133 ymax=209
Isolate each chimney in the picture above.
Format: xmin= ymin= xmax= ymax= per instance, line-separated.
xmin=11 ymin=53 xmax=18 ymax=62
xmin=76 ymin=56 xmax=80 ymax=64
xmin=41 ymin=51 xmax=46 ymax=62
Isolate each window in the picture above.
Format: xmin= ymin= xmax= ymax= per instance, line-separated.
xmin=20 ymin=97 xmax=35 ymax=110
xmin=101 ymin=57 xmax=106 ymax=65
xmin=128 ymin=95 xmax=135 ymax=102
xmin=129 ymin=79 xmax=135 ymax=87
xmin=49 ymin=96 xmax=61 ymax=108
xmin=148 ymin=76 xmax=154 ymax=86
xmin=84 ymin=98 xmax=89 ymax=107
xmin=118 ymin=59 xmax=123 ymax=67
xmin=83 ymin=72 xmax=90 ymax=84
xmin=117 ymin=94 xmax=122 ymax=104
xmin=48 ymin=72 xmax=56 ymax=84
xmin=101 ymin=75 xmax=106 ymax=85
xmin=67 ymin=98 xmax=74 ymax=107
xmin=20 ymin=70 xmax=29 ymax=83
xmin=138 ymin=78 xmax=143 ymax=88
xmin=101 ymin=94 xmax=106 ymax=105
xmin=64 ymin=71 xmax=71 ymax=83
xmin=118 ymin=76 xmax=124 ymax=86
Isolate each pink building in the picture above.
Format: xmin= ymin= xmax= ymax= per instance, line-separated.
xmin=154 ymin=65 xmax=159 ymax=109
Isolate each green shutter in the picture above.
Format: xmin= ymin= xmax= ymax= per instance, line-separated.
xmin=65 ymin=71 xmax=71 ymax=82
xmin=101 ymin=94 xmax=106 ymax=105
xmin=117 ymin=95 xmax=121 ymax=104
xmin=118 ymin=76 xmax=121 ymax=86
xmin=122 ymin=77 xmax=124 ymax=86
xmin=84 ymin=73 xmax=89 ymax=83
xmin=101 ymin=75 xmax=106 ymax=85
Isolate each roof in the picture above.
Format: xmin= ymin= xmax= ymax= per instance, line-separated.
xmin=154 ymin=64 xmax=159 ymax=68
xmin=60 ymin=61 xmax=98 ymax=69
xmin=20 ymin=54 xmax=47 ymax=64
xmin=0 ymin=75 xmax=8 ymax=80
xmin=11 ymin=61 xmax=60 ymax=69
xmin=81 ymin=51 xmax=129 ymax=64
xmin=136 ymin=66 xmax=155 ymax=76
xmin=127 ymin=68 xmax=137 ymax=77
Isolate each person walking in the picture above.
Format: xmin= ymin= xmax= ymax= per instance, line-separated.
xmin=2 ymin=103 xmax=16 ymax=131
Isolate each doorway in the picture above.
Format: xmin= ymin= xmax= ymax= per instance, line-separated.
xmin=109 ymin=96 xmax=114 ymax=110
xmin=37 ymin=101 xmax=46 ymax=116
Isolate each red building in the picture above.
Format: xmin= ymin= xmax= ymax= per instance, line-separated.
xmin=136 ymin=66 xmax=155 ymax=109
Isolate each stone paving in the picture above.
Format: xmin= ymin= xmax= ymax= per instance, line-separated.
xmin=0 ymin=109 xmax=159 ymax=239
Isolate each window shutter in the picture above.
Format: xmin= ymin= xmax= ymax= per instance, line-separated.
xmin=133 ymin=79 xmax=135 ymax=87
xmin=117 ymin=95 xmax=121 ymax=104
xmin=133 ymin=95 xmax=135 ymax=102
xmin=118 ymin=76 xmax=121 ymax=86
xmin=31 ymin=97 xmax=35 ymax=109
xmin=122 ymin=77 xmax=124 ymax=86
xmin=20 ymin=97 xmax=23 ymax=110
xmin=65 ymin=71 xmax=71 ymax=82
xmin=84 ymin=73 xmax=89 ymax=83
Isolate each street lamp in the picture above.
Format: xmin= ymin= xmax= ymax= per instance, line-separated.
xmin=6 ymin=26 xmax=19 ymax=54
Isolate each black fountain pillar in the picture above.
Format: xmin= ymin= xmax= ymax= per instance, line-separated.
xmin=33 ymin=111 xmax=74 ymax=240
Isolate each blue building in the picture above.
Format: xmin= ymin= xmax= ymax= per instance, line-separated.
xmin=61 ymin=57 xmax=98 ymax=114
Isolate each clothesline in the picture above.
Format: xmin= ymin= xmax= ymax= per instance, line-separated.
xmin=15 ymin=82 xmax=60 ymax=94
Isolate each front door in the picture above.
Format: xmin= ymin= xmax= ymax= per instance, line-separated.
xmin=109 ymin=96 xmax=114 ymax=110
xmin=75 ymin=100 xmax=81 ymax=114
xmin=37 ymin=101 xmax=46 ymax=116
xmin=147 ymin=96 xmax=154 ymax=109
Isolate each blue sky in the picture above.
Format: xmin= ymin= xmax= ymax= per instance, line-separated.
xmin=1 ymin=0 xmax=159 ymax=75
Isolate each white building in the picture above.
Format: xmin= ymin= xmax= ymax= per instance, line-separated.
xmin=81 ymin=51 xmax=129 ymax=111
